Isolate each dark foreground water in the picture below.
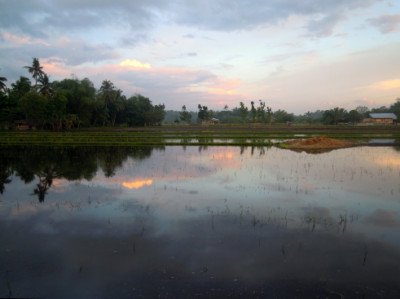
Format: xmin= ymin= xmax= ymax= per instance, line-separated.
xmin=1 ymin=145 xmax=400 ymax=298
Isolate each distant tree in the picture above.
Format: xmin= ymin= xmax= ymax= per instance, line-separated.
xmin=53 ymin=77 xmax=96 ymax=126
xmin=250 ymin=101 xmax=256 ymax=122
xmin=24 ymin=58 xmax=44 ymax=90
xmin=297 ymin=110 xmax=324 ymax=124
xmin=239 ymin=101 xmax=248 ymax=123
xmin=0 ymin=71 xmax=9 ymax=128
xmin=257 ymin=100 xmax=266 ymax=122
xmin=179 ymin=105 xmax=192 ymax=124
xmin=322 ymin=110 xmax=334 ymax=125
xmin=98 ymin=80 xmax=117 ymax=126
xmin=348 ymin=109 xmax=363 ymax=124
xmin=125 ymin=94 xmax=164 ymax=126
xmin=148 ymin=104 xmax=166 ymax=126
xmin=266 ymin=106 xmax=272 ymax=124
xmin=322 ymin=107 xmax=347 ymax=125
xmin=2 ymin=77 xmax=31 ymax=126
xmin=44 ymin=92 xmax=67 ymax=130
xmin=273 ymin=109 xmax=294 ymax=123
xmin=197 ymin=104 xmax=209 ymax=122
xmin=109 ymin=89 xmax=124 ymax=126
xmin=99 ymin=80 xmax=116 ymax=110
xmin=214 ymin=106 xmax=241 ymax=123
xmin=21 ymin=91 xmax=48 ymax=128
xmin=390 ymin=98 xmax=400 ymax=121
xmin=11 ymin=76 xmax=31 ymax=98
xmin=356 ymin=105 xmax=369 ymax=116
xmin=371 ymin=106 xmax=389 ymax=113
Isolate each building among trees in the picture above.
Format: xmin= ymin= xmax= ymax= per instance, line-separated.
xmin=363 ymin=113 xmax=397 ymax=124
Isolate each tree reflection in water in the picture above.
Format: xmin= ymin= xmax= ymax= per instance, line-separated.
xmin=0 ymin=169 xmax=12 ymax=194
xmin=1 ymin=145 xmax=400 ymax=297
xmin=33 ymin=166 xmax=58 ymax=202
xmin=0 ymin=145 xmax=163 ymax=202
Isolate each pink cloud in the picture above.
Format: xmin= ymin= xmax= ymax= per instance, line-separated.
xmin=361 ymin=97 xmax=374 ymax=105
xmin=39 ymin=59 xmax=246 ymax=110
xmin=2 ymin=32 xmax=49 ymax=46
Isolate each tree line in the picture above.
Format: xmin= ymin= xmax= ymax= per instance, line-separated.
xmin=169 ymin=99 xmax=400 ymax=125
xmin=1 ymin=59 xmax=399 ymax=129
xmin=0 ymin=58 xmax=165 ymax=130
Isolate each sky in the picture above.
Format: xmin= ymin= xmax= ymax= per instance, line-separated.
xmin=1 ymin=0 xmax=400 ymax=114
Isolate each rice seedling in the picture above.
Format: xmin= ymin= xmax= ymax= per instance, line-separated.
xmin=363 ymin=244 xmax=368 ymax=266
xmin=132 ymin=234 xmax=136 ymax=256
xmin=5 ymin=280 xmax=12 ymax=297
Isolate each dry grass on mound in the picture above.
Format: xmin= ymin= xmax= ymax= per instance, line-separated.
xmin=284 ymin=136 xmax=354 ymax=149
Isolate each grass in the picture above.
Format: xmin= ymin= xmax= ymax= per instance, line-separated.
xmin=0 ymin=125 xmax=399 ymax=146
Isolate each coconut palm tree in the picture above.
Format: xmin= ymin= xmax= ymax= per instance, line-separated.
xmin=37 ymin=74 xmax=53 ymax=98
xmin=98 ymin=80 xmax=117 ymax=126
xmin=24 ymin=58 xmax=44 ymax=90
xmin=0 ymin=70 xmax=7 ymax=93
xmin=99 ymin=80 xmax=116 ymax=110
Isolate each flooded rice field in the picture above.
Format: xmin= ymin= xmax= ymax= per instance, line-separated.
xmin=1 ymin=145 xmax=400 ymax=298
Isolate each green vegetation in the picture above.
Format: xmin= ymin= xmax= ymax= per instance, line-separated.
xmin=0 ymin=125 xmax=399 ymax=146
xmin=0 ymin=59 xmax=165 ymax=130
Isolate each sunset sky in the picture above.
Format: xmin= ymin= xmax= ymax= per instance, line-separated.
xmin=1 ymin=0 xmax=400 ymax=114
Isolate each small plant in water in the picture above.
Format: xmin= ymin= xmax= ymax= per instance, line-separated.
xmin=132 ymin=234 xmax=136 ymax=256
xmin=363 ymin=243 xmax=368 ymax=266
xmin=5 ymin=280 xmax=12 ymax=297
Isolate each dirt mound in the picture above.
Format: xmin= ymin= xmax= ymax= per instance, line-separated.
xmin=284 ymin=136 xmax=354 ymax=149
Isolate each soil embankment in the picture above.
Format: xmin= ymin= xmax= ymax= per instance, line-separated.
xmin=282 ymin=136 xmax=355 ymax=152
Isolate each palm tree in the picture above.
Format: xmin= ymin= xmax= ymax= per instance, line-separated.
xmin=37 ymin=74 xmax=53 ymax=98
xmin=24 ymin=58 xmax=44 ymax=90
xmin=99 ymin=80 xmax=116 ymax=109
xmin=0 ymin=70 xmax=7 ymax=93
xmin=99 ymin=80 xmax=116 ymax=126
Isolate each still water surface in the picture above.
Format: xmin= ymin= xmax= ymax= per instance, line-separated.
xmin=1 ymin=145 xmax=400 ymax=298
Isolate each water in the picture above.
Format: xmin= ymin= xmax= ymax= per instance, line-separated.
xmin=1 ymin=145 xmax=400 ymax=298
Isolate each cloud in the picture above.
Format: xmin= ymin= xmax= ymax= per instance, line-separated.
xmin=1 ymin=0 xmax=380 ymax=42
xmin=53 ymin=38 xmax=120 ymax=65
xmin=366 ymin=79 xmax=400 ymax=90
xmin=353 ymin=97 xmax=375 ymax=106
xmin=368 ymin=14 xmax=400 ymax=34
xmin=305 ymin=11 xmax=345 ymax=37
xmin=0 ymin=35 xmax=119 ymax=73
xmin=0 ymin=0 xmax=167 ymax=37
xmin=1 ymin=32 xmax=49 ymax=46
xmin=120 ymin=59 xmax=151 ymax=69
xmin=172 ymin=0 xmax=378 ymax=36
xmin=35 ymin=59 xmax=243 ymax=109
xmin=262 ymin=51 xmax=315 ymax=64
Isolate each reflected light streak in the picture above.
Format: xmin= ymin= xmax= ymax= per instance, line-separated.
xmin=123 ymin=179 xmax=153 ymax=189
xmin=376 ymin=157 xmax=400 ymax=167
xmin=211 ymin=152 xmax=234 ymax=159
